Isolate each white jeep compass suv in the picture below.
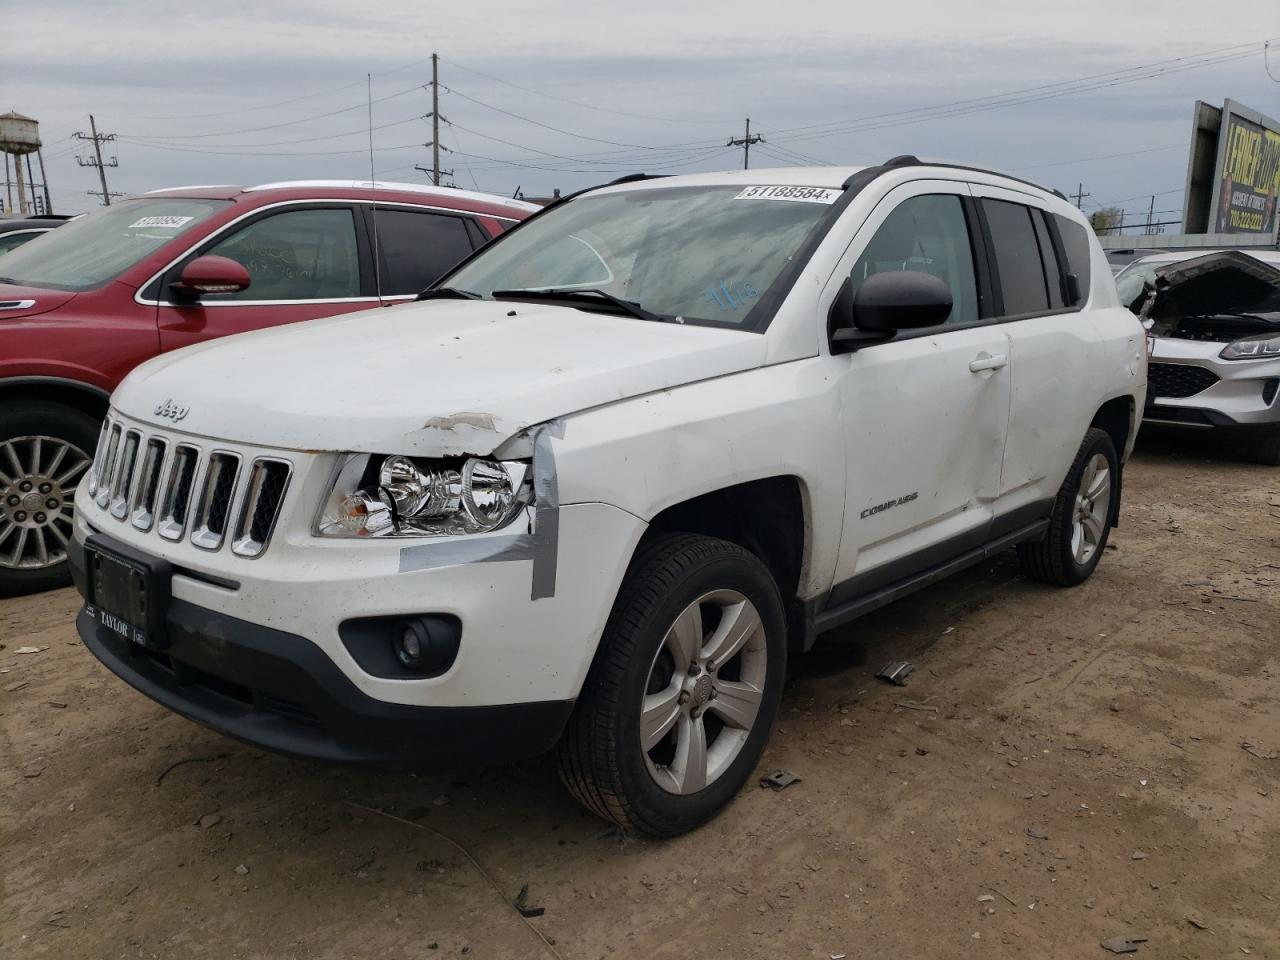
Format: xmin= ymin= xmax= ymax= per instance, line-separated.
xmin=71 ymin=158 xmax=1146 ymax=836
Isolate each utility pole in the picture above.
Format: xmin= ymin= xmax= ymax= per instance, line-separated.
xmin=36 ymin=146 xmax=51 ymax=215
xmin=1071 ymin=182 xmax=1090 ymax=209
xmin=1143 ymin=195 xmax=1156 ymax=235
xmin=74 ymin=115 xmax=121 ymax=205
xmin=4 ymin=154 xmax=11 ymax=216
xmin=417 ymin=54 xmax=454 ymax=187
xmin=727 ymin=118 xmax=764 ymax=170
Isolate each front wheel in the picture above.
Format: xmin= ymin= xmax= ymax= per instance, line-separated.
xmin=0 ymin=401 xmax=99 ymax=598
xmin=558 ymin=533 xmax=787 ymax=837
xmin=1017 ymin=427 xmax=1118 ymax=587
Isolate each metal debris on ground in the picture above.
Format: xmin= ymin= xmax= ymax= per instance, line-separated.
xmin=759 ymin=771 xmax=801 ymax=791
xmin=876 ymin=661 xmax=914 ymax=686
xmin=1100 ymin=935 xmax=1147 ymax=954
xmin=1026 ymin=826 xmax=1049 ymax=840
xmin=14 ymin=646 xmax=47 ymax=654
xmin=894 ymin=699 xmax=938 ymax=713
xmin=513 ymin=882 xmax=545 ymax=918
xmin=1184 ymin=915 xmax=1209 ymax=930
xmin=1241 ymin=740 xmax=1278 ymax=760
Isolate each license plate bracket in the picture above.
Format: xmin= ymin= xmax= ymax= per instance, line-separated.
xmin=84 ymin=534 xmax=172 ymax=650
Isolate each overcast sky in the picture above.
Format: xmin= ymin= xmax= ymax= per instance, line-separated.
xmin=6 ymin=0 xmax=1279 ymax=230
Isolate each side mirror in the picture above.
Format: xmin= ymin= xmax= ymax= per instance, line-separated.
xmin=171 ymin=255 xmax=250 ymax=298
xmin=829 ymin=270 xmax=953 ymax=353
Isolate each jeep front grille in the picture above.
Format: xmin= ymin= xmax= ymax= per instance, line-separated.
xmin=92 ymin=416 xmax=291 ymax=559
xmin=1148 ymin=362 xmax=1219 ymax=399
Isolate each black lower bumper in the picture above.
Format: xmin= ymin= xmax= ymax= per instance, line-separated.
xmin=69 ymin=537 xmax=573 ymax=765
xmin=1143 ymin=404 xmax=1238 ymax=428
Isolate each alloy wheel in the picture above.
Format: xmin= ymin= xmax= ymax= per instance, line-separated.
xmin=640 ymin=589 xmax=769 ymax=795
xmin=1071 ymin=453 xmax=1111 ymax=565
xmin=0 ymin=436 xmax=89 ymax=571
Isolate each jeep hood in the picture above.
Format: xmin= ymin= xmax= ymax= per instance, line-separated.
xmin=112 ymin=299 xmax=767 ymax=454
xmin=0 ymin=282 xmax=78 ymax=319
xmin=1142 ymin=251 xmax=1280 ymax=335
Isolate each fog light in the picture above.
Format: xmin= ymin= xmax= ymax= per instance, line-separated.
xmin=395 ymin=621 xmax=427 ymax=668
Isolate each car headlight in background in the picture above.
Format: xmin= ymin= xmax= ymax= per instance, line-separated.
xmin=1221 ymin=333 xmax=1280 ymax=360
xmin=316 ymin=453 xmax=533 ymax=538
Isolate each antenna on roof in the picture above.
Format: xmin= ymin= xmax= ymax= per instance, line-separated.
xmin=367 ymin=73 xmax=382 ymax=302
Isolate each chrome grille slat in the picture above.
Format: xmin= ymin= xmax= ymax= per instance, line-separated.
xmin=130 ymin=438 xmax=168 ymax=531
xmin=109 ymin=431 xmax=141 ymax=520
xmin=87 ymin=418 xmax=112 ymax=497
xmin=157 ymin=445 xmax=200 ymax=542
xmin=94 ymin=423 xmax=122 ymax=508
xmin=191 ymin=452 xmax=241 ymax=551
xmin=231 ymin=459 xmax=291 ymax=558
xmin=89 ymin=417 xmax=292 ymax=558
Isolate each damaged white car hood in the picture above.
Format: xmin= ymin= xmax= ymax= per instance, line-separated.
xmin=112 ymin=299 xmax=768 ymax=454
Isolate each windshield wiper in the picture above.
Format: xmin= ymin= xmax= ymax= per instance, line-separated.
xmin=415 ymin=286 xmax=481 ymax=302
xmin=491 ymin=288 xmax=675 ymax=323
xmin=0 ymin=277 xmax=17 ymax=284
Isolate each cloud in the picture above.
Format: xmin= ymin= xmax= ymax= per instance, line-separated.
xmin=6 ymin=0 xmax=1278 ymax=222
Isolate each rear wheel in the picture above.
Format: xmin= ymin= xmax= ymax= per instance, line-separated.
xmin=558 ymin=533 xmax=787 ymax=837
xmin=0 ymin=401 xmax=98 ymax=598
xmin=1017 ymin=428 xmax=1118 ymax=587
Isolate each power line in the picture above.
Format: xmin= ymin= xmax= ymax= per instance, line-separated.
xmin=764 ymin=45 xmax=1266 ymax=147
xmin=123 ymin=81 xmax=427 ymax=140
xmin=1013 ymin=143 xmax=1185 ymax=172
xmin=442 ymin=56 xmax=721 ymax=125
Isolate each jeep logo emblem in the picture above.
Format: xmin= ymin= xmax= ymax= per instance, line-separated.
xmin=153 ymin=399 xmax=190 ymax=423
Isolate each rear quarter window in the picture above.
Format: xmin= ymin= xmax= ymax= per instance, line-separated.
xmin=1052 ymin=213 xmax=1093 ymax=305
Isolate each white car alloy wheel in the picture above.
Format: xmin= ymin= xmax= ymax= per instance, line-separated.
xmin=640 ymin=589 xmax=768 ymax=795
xmin=0 ymin=435 xmax=88 ymax=571
xmin=1071 ymin=453 xmax=1112 ymax=566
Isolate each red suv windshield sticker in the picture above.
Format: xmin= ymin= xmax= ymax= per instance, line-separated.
xmin=127 ymin=216 xmax=195 ymax=230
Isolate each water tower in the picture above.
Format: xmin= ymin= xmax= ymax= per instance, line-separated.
xmin=0 ymin=111 xmax=42 ymax=217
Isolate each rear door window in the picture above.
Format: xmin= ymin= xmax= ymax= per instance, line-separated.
xmin=373 ymin=208 xmax=478 ymax=295
xmin=982 ymin=199 xmax=1049 ymax=316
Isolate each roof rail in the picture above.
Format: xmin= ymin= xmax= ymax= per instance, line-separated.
xmin=605 ymin=173 xmax=670 ymax=186
xmin=872 ymin=156 xmax=1068 ymax=202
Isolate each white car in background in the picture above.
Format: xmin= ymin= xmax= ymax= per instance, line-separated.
xmin=1117 ymin=249 xmax=1280 ymax=463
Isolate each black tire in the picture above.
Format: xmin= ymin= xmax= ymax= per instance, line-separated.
xmin=557 ymin=533 xmax=787 ymax=837
xmin=0 ymin=400 xmax=101 ymax=598
xmin=1239 ymin=424 xmax=1280 ymax=466
xmin=1017 ymin=427 xmax=1119 ymax=587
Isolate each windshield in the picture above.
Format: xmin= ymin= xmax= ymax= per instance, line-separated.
xmin=0 ymin=198 xmax=230 ymax=292
xmin=1114 ymin=261 xmax=1161 ymax=308
xmin=444 ymin=184 xmax=839 ymax=328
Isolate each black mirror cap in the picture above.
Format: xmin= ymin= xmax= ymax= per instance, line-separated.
xmin=852 ymin=270 xmax=953 ymax=332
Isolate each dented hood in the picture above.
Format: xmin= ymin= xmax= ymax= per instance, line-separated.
xmin=111 ymin=299 xmax=767 ymax=454
xmin=1143 ymin=251 xmax=1280 ymax=326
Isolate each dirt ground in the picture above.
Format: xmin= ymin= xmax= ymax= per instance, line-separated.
xmin=2 ymin=430 xmax=1278 ymax=960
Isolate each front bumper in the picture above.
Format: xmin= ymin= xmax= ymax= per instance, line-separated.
xmin=69 ymin=537 xmax=574 ymax=764
xmin=1144 ymin=338 xmax=1280 ymax=429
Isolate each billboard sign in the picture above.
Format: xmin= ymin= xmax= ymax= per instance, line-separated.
xmin=1184 ymin=99 xmax=1280 ymax=237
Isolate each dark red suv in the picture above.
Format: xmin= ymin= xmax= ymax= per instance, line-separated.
xmin=0 ymin=180 xmax=536 ymax=595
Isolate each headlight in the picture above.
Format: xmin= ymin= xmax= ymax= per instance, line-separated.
xmin=1221 ymin=333 xmax=1280 ymax=360
xmin=316 ymin=454 xmax=532 ymax=538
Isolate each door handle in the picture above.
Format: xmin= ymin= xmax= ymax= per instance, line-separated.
xmin=969 ymin=353 xmax=1008 ymax=372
